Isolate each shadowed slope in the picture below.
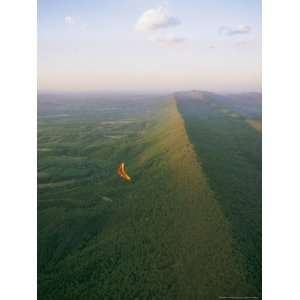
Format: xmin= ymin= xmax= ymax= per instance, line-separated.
xmin=175 ymin=92 xmax=262 ymax=297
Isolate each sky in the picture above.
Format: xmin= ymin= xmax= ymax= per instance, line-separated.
xmin=38 ymin=0 xmax=261 ymax=93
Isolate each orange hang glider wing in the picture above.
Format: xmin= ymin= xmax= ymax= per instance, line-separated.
xmin=117 ymin=162 xmax=131 ymax=181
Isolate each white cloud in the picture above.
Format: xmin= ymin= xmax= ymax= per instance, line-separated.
xmin=64 ymin=16 xmax=75 ymax=25
xmin=135 ymin=6 xmax=180 ymax=32
xmin=148 ymin=33 xmax=185 ymax=46
xmin=219 ymin=25 xmax=251 ymax=36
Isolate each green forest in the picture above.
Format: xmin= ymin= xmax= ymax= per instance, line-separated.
xmin=38 ymin=92 xmax=261 ymax=300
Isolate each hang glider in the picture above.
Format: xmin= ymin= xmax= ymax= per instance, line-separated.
xmin=117 ymin=162 xmax=131 ymax=181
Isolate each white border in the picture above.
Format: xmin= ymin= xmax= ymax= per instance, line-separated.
xmin=263 ymin=0 xmax=300 ymax=299
xmin=0 ymin=1 xmax=37 ymax=300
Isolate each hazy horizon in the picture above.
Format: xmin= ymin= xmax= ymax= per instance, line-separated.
xmin=38 ymin=0 xmax=261 ymax=93
xmin=37 ymin=88 xmax=262 ymax=96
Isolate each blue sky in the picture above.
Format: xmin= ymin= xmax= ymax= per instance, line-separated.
xmin=38 ymin=0 xmax=261 ymax=93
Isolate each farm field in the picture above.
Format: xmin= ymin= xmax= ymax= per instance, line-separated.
xmin=38 ymin=92 xmax=261 ymax=300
